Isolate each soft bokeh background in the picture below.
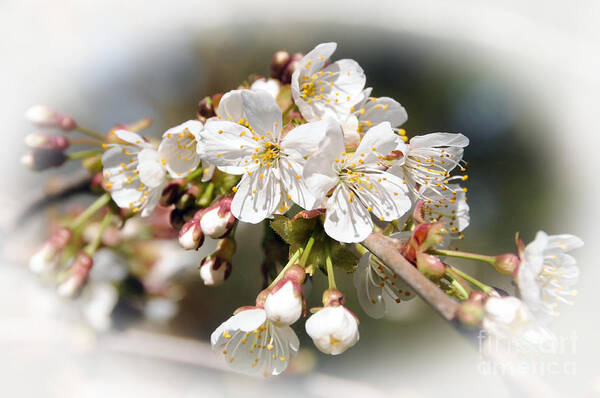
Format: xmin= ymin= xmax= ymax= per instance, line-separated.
xmin=1 ymin=1 xmax=599 ymax=397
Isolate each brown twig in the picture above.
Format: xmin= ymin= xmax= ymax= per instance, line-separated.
xmin=361 ymin=232 xmax=459 ymax=322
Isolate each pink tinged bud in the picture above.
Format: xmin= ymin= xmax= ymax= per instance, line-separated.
xmin=25 ymin=105 xmax=76 ymax=131
xmin=270 ymin=50 xmax=291 ymax=80
xmin=178 ymin=219 xmax=204 ymax=250
xmin=264 ymin=279 xmax=303 ymax=325
xmin=29 ymin=242 xmax=59 ymax=274
xmin=25 ymin=132 xmax=70 ymax=150
xmin=199 ymin=256 xmax=231 ymax=286
xmin=305 ymin=305 xmax=359 ymax=355
xmin=457 ymin=301 xmax=485 ymax=329
xmin=283 ymin=264 xmax=306 ymax=284
xmin=416 ymin=253 xmax=446 ymax=282
xmin=56 ymin=253 xmax=93 ymax=298
xmin=281 ymin=52 xmax=303 ymax=84
xmin=200 ymin=198 xmax=235 ymax=239
xmin=493 ymin=253 xmax=520 ymax=275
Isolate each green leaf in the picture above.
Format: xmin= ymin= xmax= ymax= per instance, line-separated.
xmin=270 ymin=215 xmax=316 ymax=247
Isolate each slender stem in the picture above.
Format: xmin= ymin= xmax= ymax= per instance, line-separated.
xmin=70 ymin=193 xmax=111 ymax=230
xmin=445 ymin=268 xmax=470 ymax=300
xmin=269 ymin=249 xmax=302 ymax=288
xmin=448 ymin=266 xmax=494 ymax=294
xmin=298 ymin=234 xmax=315 ymax=267
xmin=75 ymin=125 xmax=106 ymax=141
xmin=197 ymin=182 xmax=215 ymax=207
xmin=428 ymin=248 xmax=495 ymax=265
xmin=185 ymin=167 xmax=205 ymax=182
xmin=69 ymin=138 xmax=104 ymax=147
xmin=67 ymin=149 xmax=103 ymax=160
xmin=325 ymin=240 xmax=336 ymax=289
xmin=83 ymin=212 xmax=113 ymax=256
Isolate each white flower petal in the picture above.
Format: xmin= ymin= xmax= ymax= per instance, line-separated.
xmin=158 ymin=120 xmax=203 ymax=177
xmin=137 ymin=149 xmax=166 ymax=188
xmin=303 ymin=121 xmax=344 ymax=201
xmin=324 ymin=185 xmax=373 ymax=243
xmin=241 ymin=90 xmax=282 ymax=140
xmin=358 ymin=96 xmax=407 ymax=130
xmin=280 ymin=120 xmax=327 ymax=159
xmin=350 ymin=122 xmax=399 ymax=165
xmin=353 ymin=253 xmax=385 ymax=319
xmin=111 ymin=129 xmax=150 ymax=148
xmin=211 ymin=309 xmax=267 ymax=346
xmin=231 ymin=168 xmax=282 ymax=223
xmin=217 ymin=90 xmax=245 ymax=121
xmin=278 ymin=156 xmax=318 ymax=210
xmin=250 ymin=78 xmax=280 ymax=99
xmin=354 ymin=170 xmax=411 ymax=221
xmin=200 ymin=120 xmax=260 ymax=168
xmin=409 ymin=132 xmax=469 ymax=149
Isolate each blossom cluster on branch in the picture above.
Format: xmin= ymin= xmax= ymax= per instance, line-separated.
xmin=22 ymin=42 xmax=583 ymax=377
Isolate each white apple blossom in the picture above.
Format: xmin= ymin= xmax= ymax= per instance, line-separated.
xmin=264 ymin=280 xmax=303 ymax=326
xmin=291 ymin=42 xmax=366 ymax=123
xmin=305 ymin=305 xmax=359 ymax=355
xmin=157 ymin=120 xmax=204 ymax=178
xmin=198 ymin=89 xmax=327 ymax=223
xmin=482 ymin=296 xmax=555 ymax=349
xmin=353 ymin=232 xmax=416 ymax=319
xmin=389 ymin=133 xmax=469 ymax=203
xmin=342 ymin=87 xmax=408 ymax=146
xmin=303 ymin=121 xmax=411 ymax=243
xmin=102 ymin=130 xmax=167 ymax=216
xmin=211 ymin=308 xmax=300 ymax=376
xmin=250 ymin=78 xmax=280 ymax=99
xmin=516 ymin=231 xmax=583 ymax=318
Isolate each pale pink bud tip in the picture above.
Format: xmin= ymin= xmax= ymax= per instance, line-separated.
xmin=494 ymin=253 xmax=520 ymax=275
xmin=178 ymin=219 xmax=204 ymax=250
xmin=416 ymin=253 xmax=446 ymax=281
xmin=199 ymin=256 xmax=231 ymax=286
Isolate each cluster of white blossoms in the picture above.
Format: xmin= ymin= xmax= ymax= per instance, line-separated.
xmin=25 ymin=41 xmax=583 ymax=377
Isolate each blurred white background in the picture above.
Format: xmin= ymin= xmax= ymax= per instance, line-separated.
xmin=1 ymin=1 xmax=599 ymax=397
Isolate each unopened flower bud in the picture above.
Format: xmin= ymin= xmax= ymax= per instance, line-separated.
xmin=25 ymin=105 xmax=76 ymax=131
xmin=493 ymin=253 xmax=520 ymax=275
xmin=25 ymin=132 xmax=70 ymax=150
xmin=57 ymin=252 xmax=93 ymax=298
xmin=200 ymin=196 xmax=235 ymax=239
xmin=29 ymin=227 xmax=72 ymax=274
xmin=457 ymin=300 xmax=485 ymax=328
xmin=403 ymin=223 xmax=448 ymax=261
xmin=178 ymin=218 xmax=204 ymax=250
xmin=305 ymin=304 xmax=359 ymax=355
xmin=283 ymin=264 xmax=306 ymax=284
xmin=21 ymin=148 xmax=67 ymax=171
xmin=264 ymin=278 xmax=304 ymax=325
xmin=280 ymin=52 xmax=303 ymax=84
xmin=270 ymin=50 xmax=291 ymax=80
xmin=199 ymin=255 xmax=231 ymax=286
xmin=416 ymin=253 xmax=446 ymax=282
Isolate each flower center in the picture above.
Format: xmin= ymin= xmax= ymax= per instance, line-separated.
xmin=251 ymin=141 xmax=280 ymax=168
